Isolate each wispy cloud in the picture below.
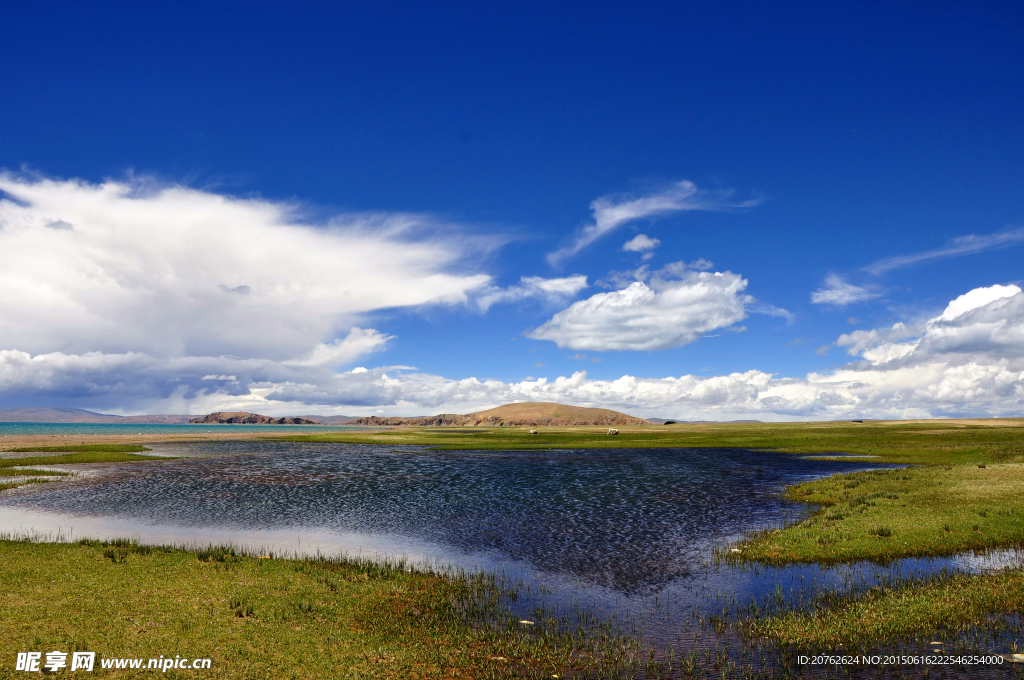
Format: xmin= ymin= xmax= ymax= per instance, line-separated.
xmin=811 ymin=275 xmax=882 ymax=306
xmin=748 ymin=302 xmax=794 ymax=323
xmin=547 ymin=180 xmax=760 ymax=266
xmin=863 ymin=227 xmax=1024 ymax=276
xmin=475 ymin=275 xmax=588 ymax=312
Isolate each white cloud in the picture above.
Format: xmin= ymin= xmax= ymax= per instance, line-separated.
xmin=936 ymin=284 xmax=1020 ymax=322
xmin=623 ymin=234 xmax=660 ymax=252
xmin=811 ymin=275 xmax=882 ymax=306
xmin=475 ymin=275 xmax=588 ymax=312
xmin=863 ymin=227 xmax=1024 ymax=276
xmin=0 ymin=175 xmax=491 ymax=364
xmin=547 ymin=180 xmax=759 ymax=266
xmin=3 ymin=284 xmax=1023 ymax=418
xmin=622 ymin=233 xmax=661 ymax=261
xmin=528 ymin=271 xmax=750 ymax=351
xmin=284 ymin=328 xmax=392 ymax=367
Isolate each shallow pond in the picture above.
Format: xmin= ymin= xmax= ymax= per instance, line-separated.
xmin=1 ymin=442 xmax=1020 ymax=677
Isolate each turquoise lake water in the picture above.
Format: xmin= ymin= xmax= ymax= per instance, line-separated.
xmin=0 ymin=422 xmax=361 ymax=436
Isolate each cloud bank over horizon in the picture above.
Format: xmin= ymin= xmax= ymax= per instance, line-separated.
xmin=2 ymin=282 xmax=1021 ymax=421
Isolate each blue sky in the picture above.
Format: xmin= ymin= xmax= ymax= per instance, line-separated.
xmin=1 ymin=1 xmax=1023 ymax=419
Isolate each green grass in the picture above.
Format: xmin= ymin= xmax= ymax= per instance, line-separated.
xmin=274 ymin=419 xmax=1024 ymax=465
xmin=5 ymin=420 xmax=1024 ymax=657
xmin=0 ymin=479 xmax=50 ymax=493
xmin=5 ymin=444 xmax=153 ymax=454
xmin=735 ymin=463 xmax=1024 ymax=564
xmin=751 ymin=568 xmax=1024 ymax=647
xmin=0 ymin=468 xmax=69 ymax=477
xmin=0 ymin=539 xmax=643 ymax=679
xmin=0 ymin=446 xmax=165 ymax=493
xmin=0 ymin=451 xmax=162 ymax=469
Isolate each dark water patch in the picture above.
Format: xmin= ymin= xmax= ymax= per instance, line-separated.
xmin=0 ymin=443 xmax=891 ymax=595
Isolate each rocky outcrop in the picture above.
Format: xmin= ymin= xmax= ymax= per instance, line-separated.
xmin=189 ymin=412 xmax=320 ymax=425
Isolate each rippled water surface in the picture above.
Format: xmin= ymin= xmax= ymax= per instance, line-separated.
xmin=1 ymin=442 xmax=879 ymax=589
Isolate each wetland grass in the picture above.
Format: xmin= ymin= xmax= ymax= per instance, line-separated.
xmin=272 ymin=419 xmax=1024 ymax=466
xmin=0 ymin=446 xmax=169 ymax=493
xmin=735 ymin=464 xmax=1024 ymax=564
xmin=4 ymin=444 xmax=153 ymax=454
xmin=750 ymin=568 xmax=1024 ymax=648
xmin=0 ymin=538 xmax=646 ymax=679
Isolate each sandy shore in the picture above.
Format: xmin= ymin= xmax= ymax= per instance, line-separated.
xmin=0 ymin=431 xmax=274 ymax=454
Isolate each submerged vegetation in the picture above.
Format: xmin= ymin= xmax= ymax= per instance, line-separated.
xmin=0 ymin=445 xmax=164 ymax=491
xmin=751 ymin=568 xmax=1024 ymax=648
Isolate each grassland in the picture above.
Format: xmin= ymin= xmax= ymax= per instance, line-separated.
xmin=737 ymin=463 xmax=1024 ymax=564
xmin=277 ymin=419 xmax=1024 ymax=465
xmin=0 ymin=539 xmax=642 ymax=679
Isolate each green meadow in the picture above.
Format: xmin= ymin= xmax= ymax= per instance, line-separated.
xmin=278 ymin=418 xmax=1024 ymax=463
xmin=0 ymin=539 xmax=643 ymax=679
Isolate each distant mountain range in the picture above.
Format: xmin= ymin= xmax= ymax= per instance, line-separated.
xmin=0 ymin=407 xmax=360 ymax=425
xmin=0 ymin=408 xmax=194 ymax=424
xmin=0 ymin=405 xmax=761 ymax=426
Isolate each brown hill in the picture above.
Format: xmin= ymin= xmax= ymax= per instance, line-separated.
xmin=189 ymin=412 xmax=320 ymax=425
xmin=349 ymin=402 xmax=650 ymax=427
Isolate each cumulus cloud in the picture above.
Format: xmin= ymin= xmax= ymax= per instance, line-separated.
xmin=475 ymin=275 xmax=588 ymax=312
xmin=0 ymin=174 xmax=491 ymax=364
xmin=622 ymin=233 xmax=661 ymax=260
xmin=547 ymin=180 xmax=759 ymax=266
xmin=3 ymin=284 xmax=1023 ymax=419
xmin=528 ymin=271 xmax=751 ymax=351
xmin=863 ymin=227 xmax=1024 ymax=276
xmin=623 ymin=234 xmax=660 ymax=252
xmin=811 ymin=275 xmax=882 ymax=306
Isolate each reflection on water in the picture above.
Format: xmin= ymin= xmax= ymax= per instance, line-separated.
xmin=0 ymin=442 xmax=884 ymax=593
xmin=1 ymin=442 xmax=1020 ymax=674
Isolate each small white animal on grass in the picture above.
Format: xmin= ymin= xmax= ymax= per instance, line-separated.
xmin=607 ymin=428 xmax=619 ymax=435
xmin=528 ymin=430 xmax=538 ymax=434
